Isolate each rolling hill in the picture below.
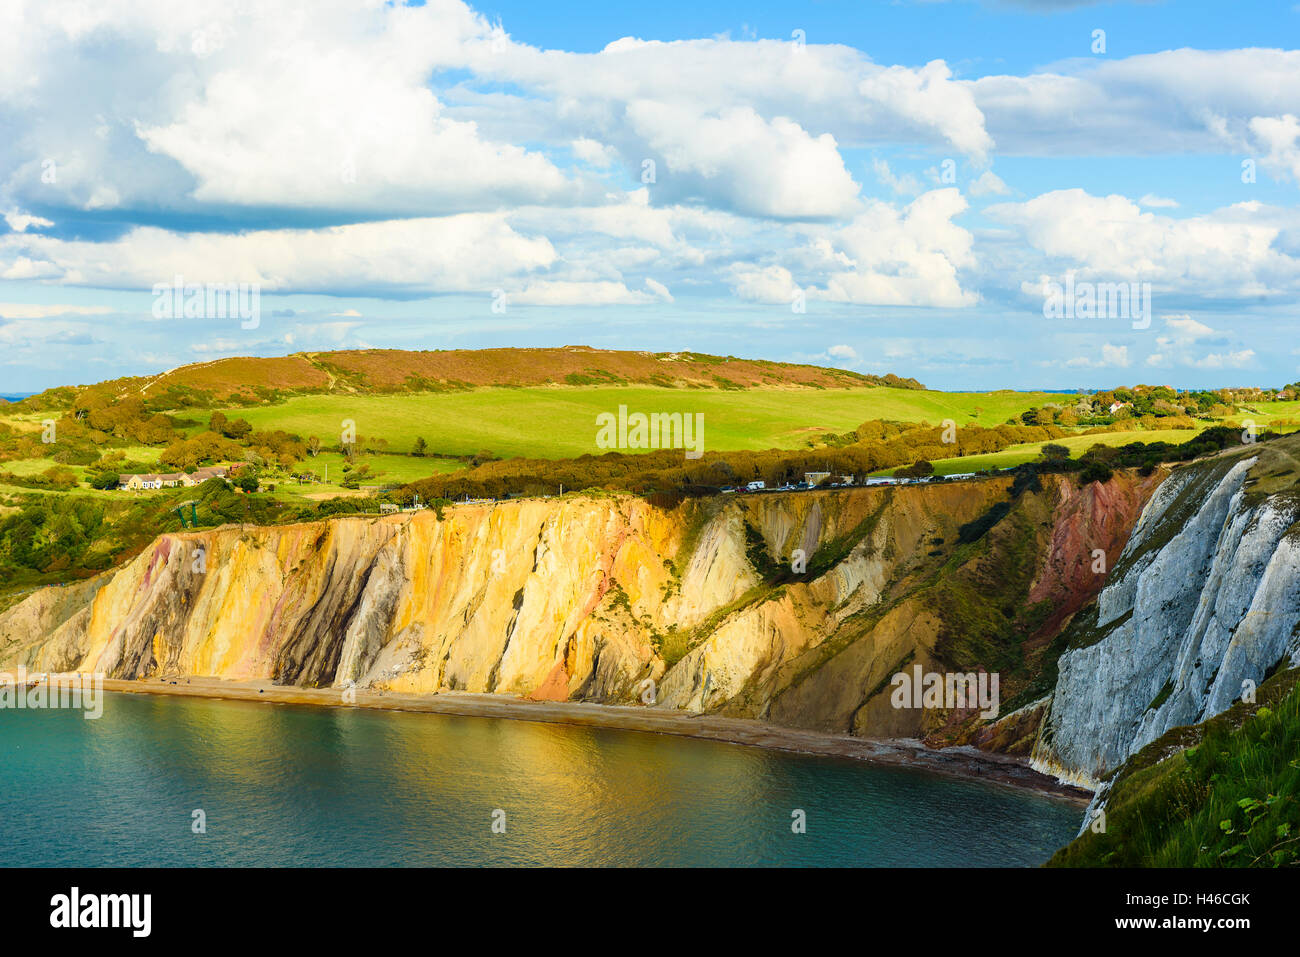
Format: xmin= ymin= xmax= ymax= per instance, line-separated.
xmin=44 ymin=346 xmax=925 ymax=407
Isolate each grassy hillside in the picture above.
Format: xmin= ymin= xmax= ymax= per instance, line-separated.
xmin=903 ymin=428 xmax=1204 ymax=476
xmin=51 ymin=346 xmax=922 ymax=406
xmin=1049 ymin=668 xmax=1300 ymax=867
xmin=201 ymin=386 xmax=1065 ymax=460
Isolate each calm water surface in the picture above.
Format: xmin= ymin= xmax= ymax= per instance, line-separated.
xmin=0 ymin=692 xmax=1080 ymax=866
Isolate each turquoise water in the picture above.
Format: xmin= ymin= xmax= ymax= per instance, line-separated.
xmin=0 ymin=693 xmax=1080 ymax=866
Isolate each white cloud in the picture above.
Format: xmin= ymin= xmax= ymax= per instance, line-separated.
xmin=858 ymin=60 xmax=993 ymax=163
xmin=730 ymin=264 xmax=799 ymax=304
xmin=969 ymin=170 xmax=1010 ymax=197
xmin=1193 ymin=349 xmax=1255 ymax=369
xmin=623 ymin=103 xmax=860 ymax=218
xmin=872 ymin=159 xmax=921 ymax=196
xmin=1 ymin=214 xmax=558 ymax=296
xmin=3 ymin=0 xmax=1298 ymax=353
xmin=969 ymin=49 xmax=1300 ymax=157
xmin=1061 ymin=343 xmax=1129 ymax=368
xmin=988 ymin=189 xmax=1300 ymax=299
xmin=572 ymin=138 xmax=616 ymax=168
xmin=813 ymin=189 xmax=978 ymax=307
xmin=0 ymin=302 xmax=111 ymax=319
xmin=510 ymin=279 xmax=664 ymax=306
xmin=643 ymin=277 xmax=673 ymax=302
xmin=4 ymin=211 xmax=53 ymax=232
xmin=1164 ymin=317 xmax=1215 ymax=337
xmin=1102 ymin=343 xmax=1130 ymax=367
xmin=2 ymin=1 xmax=579 ymax=220
xmin=1247 ymin=114 xmax=1300 ymax=184
xmin=726 ymin=190 xmax=976 ymax=308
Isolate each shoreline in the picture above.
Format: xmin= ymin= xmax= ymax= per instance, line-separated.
xmin=83 ymin=675 xmax=1090 ymax=805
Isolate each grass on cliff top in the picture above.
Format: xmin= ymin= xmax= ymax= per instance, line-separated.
xmin=884 ymin=427 xmax=1203 ymax=477
xmin=1048 ymin=666 xmax=1300 ymax=868
xmin=196 ymin=386 xmax=1061 ymax=461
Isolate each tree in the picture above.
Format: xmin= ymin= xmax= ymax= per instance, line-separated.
xmin=235 ymin=468 xmax=260 ymax=493
xmin=307 ymin=436 xmax=321 ymax=457
xmin=224 ymin=417 xmax=252 ymax=440
xmin=88 ymin=471 xmax=120 ymax=490
xmin=896 ymin=459 xmax=934 ymax=479
xmin=413 ymin=436 xmax=427 ymax=457
xmin=1040 ymin=443 xmax=1070 ymax=461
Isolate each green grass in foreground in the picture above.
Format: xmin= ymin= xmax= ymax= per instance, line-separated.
xmin=1049 ymin=669 xmax=1300 ymax=867
xmin=200 ymin=386 xmax=1063 ymax=460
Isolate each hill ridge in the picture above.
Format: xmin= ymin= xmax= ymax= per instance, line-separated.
xmin=28 ymin=346 xmax=926 ymax=408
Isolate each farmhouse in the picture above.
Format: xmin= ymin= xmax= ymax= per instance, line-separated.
xmin=119 ymin=473 xmax=163 ymax=490
xmin=188 ymin=466 xmax=229 ymax=484
xmin=118 ymin=465 xmax=231 ymax=491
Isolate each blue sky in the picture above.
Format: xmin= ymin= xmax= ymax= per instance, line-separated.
xmin=2 ymin=0 xmax=1300 ymax=391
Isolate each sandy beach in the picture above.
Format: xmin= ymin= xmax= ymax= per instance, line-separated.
xmin=79 ymin=675 xmax=1090 ymax=805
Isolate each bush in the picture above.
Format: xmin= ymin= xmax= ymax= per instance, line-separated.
xmin=234 ymin=468 xmax=259 ymax=493
xmin=1078 ymin=459 xmax=1113 ymax=485
xmin=896 ymin=459 xmax=934 ymax=479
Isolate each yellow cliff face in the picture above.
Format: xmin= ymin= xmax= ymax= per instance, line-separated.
xmin=0 ymin=474 xmax=1161 ymax=739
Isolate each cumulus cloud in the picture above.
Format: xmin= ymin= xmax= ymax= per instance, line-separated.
xmin=814 ymin=189 xmax=978 ymax=307
xmin=0 ymin=214 xmax=558 ymax=296
xmin=623 ymin=103 xmax=860 ymax=218
xmin=730 ymin=264 xmax=800 ymax=304
xmin=1247 ymin=114 xmax=1300 ymax=184
xmin=1164 ymin=316 xmax=1215 ymax=337
xmin=572 ymin=138 xmax=616 ymax=168
xmin=1064 ymin=343 xmax=1129 ymax=368
xmin=3 ymin=211 xmax=53 ymax=232
xmin=872 ymin=159 xmax=922 ymax=196
xmin=969 ymin=171 xmax=1010 ymax=197
xmin=1 ymin=0 xmax=1298 ymax=372
xmin=987 ymin=189 xmax=1300 ymax=299
xmin=969 ymin=49 xmax=1300 ymax=157
xmin=2 ymin=0 xmax=575 ymax=220
xmin=1193 ymin=349 xmax=1255 ymax=369
xmin=726 ymin=190 xmax=977 ymax=308
xmin=1145 ymin=315 xmax=1258 ymax=371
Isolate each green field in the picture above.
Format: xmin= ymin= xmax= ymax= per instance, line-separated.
xmin=204 ymin=386 xmax=1065 ymax=460
xmin=890 ymin=428 xmax=1205 ymax=476
xmin=1225 ymin=400 xmax=1300 ymax=427
xmin=283 ymin=451 xmax=463 ymax=498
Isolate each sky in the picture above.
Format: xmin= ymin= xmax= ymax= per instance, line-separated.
xmin=1 ymin=0 xmax=1299 ymax=392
